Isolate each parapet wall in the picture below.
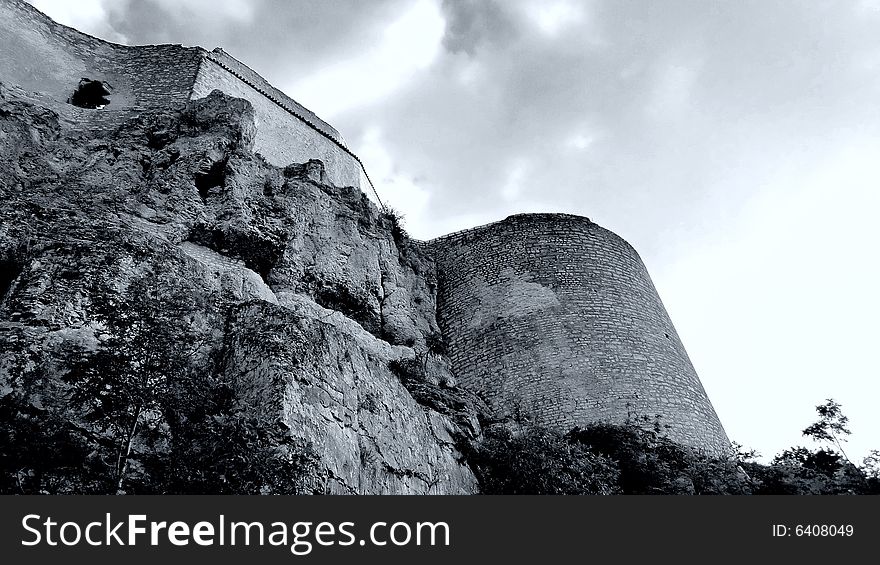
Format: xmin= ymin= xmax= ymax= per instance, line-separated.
xmin=201 ymin=48 xmax=342 ymax=142
xmin=429 ymin=214 xmax=730 ymax=454
xmin=190 ymin=53 xmax=363 ymax=189
xmin=0 ymin=0 xmax=101 ymax=99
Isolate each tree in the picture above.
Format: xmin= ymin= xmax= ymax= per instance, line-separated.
xmin=421 ymin=330 xmax=447 ymax=374
xmin=740 ymin=399 xmax=874 ymax=495
xmin=62 ymin=263 xmax=319 ymax=495
xmin=159 ymin=369 xmax=319 ymax=495
xmin=802 ymin=399 xmax=853 ymax=464
xmin=862 ymin=450 xmax=880 ymax=479
xmin=64 ymin=270 xmax=205 ymax=493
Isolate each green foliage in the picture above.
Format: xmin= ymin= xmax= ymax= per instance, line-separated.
xmin=302 ymin=271 xmax=378 ymax=335
xmin=388 ymin=357 xmax=422 ymax=386
xmin=0 ymin=331 xmax=111 ymax=493
xmin=736 ymin=400 xmax=876 ymax=495
xmin=863 ymin=450 xmax=880 ymax=479
xmin=381 ymin=207 xmax=413 ymax=264
xmin=424 ymin=331 xmax=448 ymax=357
xmin=802 ymin=399 xmax=854 ymax=463
xmin=381 ymin=207 xmax=408 ymax=247
xmin=741 ymin=448 xmax=866 ymax=495
xmin=0 ymin=264 xmax=319 ymax=494
xmin=0 ymin=391 xmax=109 ymax=494
xmin=861 ymin=451 xmax=880 ymax=494
xmin=568 ymin=421 xmax=751 ymax=494
xmin=413 ymin=330 xmax=448 ymax=374
xmin=466 ymin=425 xmax=620 ymax=495
xmin=61 ymin=270 xmax=205 ymax=493
xmin=465 ymin=399 xmax=877 ymax=495
xmin=159 ymin=374 xmax=319 ymax=494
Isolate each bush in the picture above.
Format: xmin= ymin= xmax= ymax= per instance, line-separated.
xmin=463 ymin=399 xmax=878 ymax=495
xmin=1 ymin=265 xmax=319 ymax=494
xmin=161 ymin=379 xmax=319 ymax=494
xmin=381 ymin=207 xmax=408 ymax=250
xmin=568 ymin=421 xmax=751 ymax=494
xmin=466 ymin=424 xmax=620 ymax=495
xmin=0 ymin=391 xmax=111 ymax=494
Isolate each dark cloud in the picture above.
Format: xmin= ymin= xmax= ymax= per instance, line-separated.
xmin=328 ymin=0 xmax=880 ymax=250
xmin=37 ymin=0 xmax=880 ymax=246
xmin=103 ymin=0 xmax=407 ymax=95
xmin=440 ymin=0 xmax=517 ymax=54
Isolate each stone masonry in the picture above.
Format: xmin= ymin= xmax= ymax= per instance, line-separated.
xmin=429 ymin=214 xmax=730 ymax=454
xmin=0 ymin=0 xmax=371 ymax=192
xmin=0 ymin=0 xmax=730 ymax=455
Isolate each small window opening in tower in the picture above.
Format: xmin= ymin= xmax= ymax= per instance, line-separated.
xmin=69 ymin=78 xmax=112 ymax=109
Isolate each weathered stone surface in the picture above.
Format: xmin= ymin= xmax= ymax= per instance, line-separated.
xmin=430 ymin=214 xmax=730 ymax=454
xmin=0 ymin=83 xmax=480 ymax=494
xmin=0 ymin=0 xmax=368 ymax=190
xmin=225 ymin=299 xmax=477 ymax=494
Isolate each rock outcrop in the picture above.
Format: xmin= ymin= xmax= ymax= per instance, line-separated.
xmin=0 ymin=84 xmax=483 ymax=494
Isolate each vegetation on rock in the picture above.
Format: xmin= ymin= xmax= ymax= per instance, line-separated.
xmin=0 ymin=264 xmax=318 ymax=494
xmin=465 ymin=402 xmax=879 ymax=495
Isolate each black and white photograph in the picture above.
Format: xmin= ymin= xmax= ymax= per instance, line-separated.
xmin=1 ymin=0 xmax=878 ymax=510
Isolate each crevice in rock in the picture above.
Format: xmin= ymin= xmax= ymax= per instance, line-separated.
xmin=319 ymin=469 xmax=358 ymax=495
xmin=0 ymin=258 xmax=23 ymax=305
xmin=302 ymin=271 xmax=381 ymax=337
xmin=378 ymin=270 xmax=389 ymax=341
xmin=360 ymin=432 xmax=438 ymax=488
xmin=387 ymin=357 xmax=483 ymax=440
xmin=379 ymin=460 xmax=437 ymax=487
xmin=194 ymin=157 xmax=227 ymax=201
xmin=187 ymin=225 xmax=285 ymax=284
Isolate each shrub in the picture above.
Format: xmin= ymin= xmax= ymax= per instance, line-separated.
xmin=1 ymin=265 xmax=320 ymax=494
xmin=466 ymin=424 xmax=620 ymax=495
xmin=381 ymin=207 xmax=408 ymax=250
xmin=462 ymin=399 xmax=878 ymax=495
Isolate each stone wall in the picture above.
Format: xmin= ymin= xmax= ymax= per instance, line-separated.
xmin=1 ymin=1 xmax=375 ymax=195
xmin=190 ymin=51 xmax=364 ymax=190
xmin=202 ymin=48 xmax=342 ymax=142
xmin=429 ymin=213 xmax=730 ymax=454
xmin=0 ymin=0 xmax=108 ymax=102
xmin=0 ymin=0 xmax=203 ymax=111
xmin=113 ymin=44 xmax=204 ymax=109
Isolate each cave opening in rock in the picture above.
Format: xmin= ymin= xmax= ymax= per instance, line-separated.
xmin=194 ymin=158 xmax=227 ymax=200
xmin=0 ymin=259 xmax=22 ymax=304
xmin=68 ymin=78 xmax=112 ymax=109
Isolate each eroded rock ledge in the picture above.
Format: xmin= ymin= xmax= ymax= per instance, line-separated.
xmin=0 ymin=84 xmax=484 ymax=494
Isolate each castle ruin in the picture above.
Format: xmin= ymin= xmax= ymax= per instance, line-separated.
xmin=0 ymin=0 xmax=730 ymax=454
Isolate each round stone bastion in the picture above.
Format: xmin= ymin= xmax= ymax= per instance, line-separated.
xmin=428 ymin=213 xmax=730 ymax=454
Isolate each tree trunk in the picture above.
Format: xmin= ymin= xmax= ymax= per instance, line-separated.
xmin=116 ymin=405 xmax=141 ymax=494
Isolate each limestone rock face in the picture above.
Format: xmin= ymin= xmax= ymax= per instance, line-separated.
xmin=225 ymin=299 xmax=475 ymax=494
xmin=0 ymin=84 xmax=481 ymax=494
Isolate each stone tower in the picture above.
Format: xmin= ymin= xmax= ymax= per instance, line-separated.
xmin=430 ymin=214 xmax=730 ymax=454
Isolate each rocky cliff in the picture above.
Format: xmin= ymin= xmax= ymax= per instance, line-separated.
xmin=0 ymin=83 xmax=483 ymax=494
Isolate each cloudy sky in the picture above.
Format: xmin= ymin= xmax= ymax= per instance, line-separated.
xmin=30 ymin=0 xmax=879 ymax=463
